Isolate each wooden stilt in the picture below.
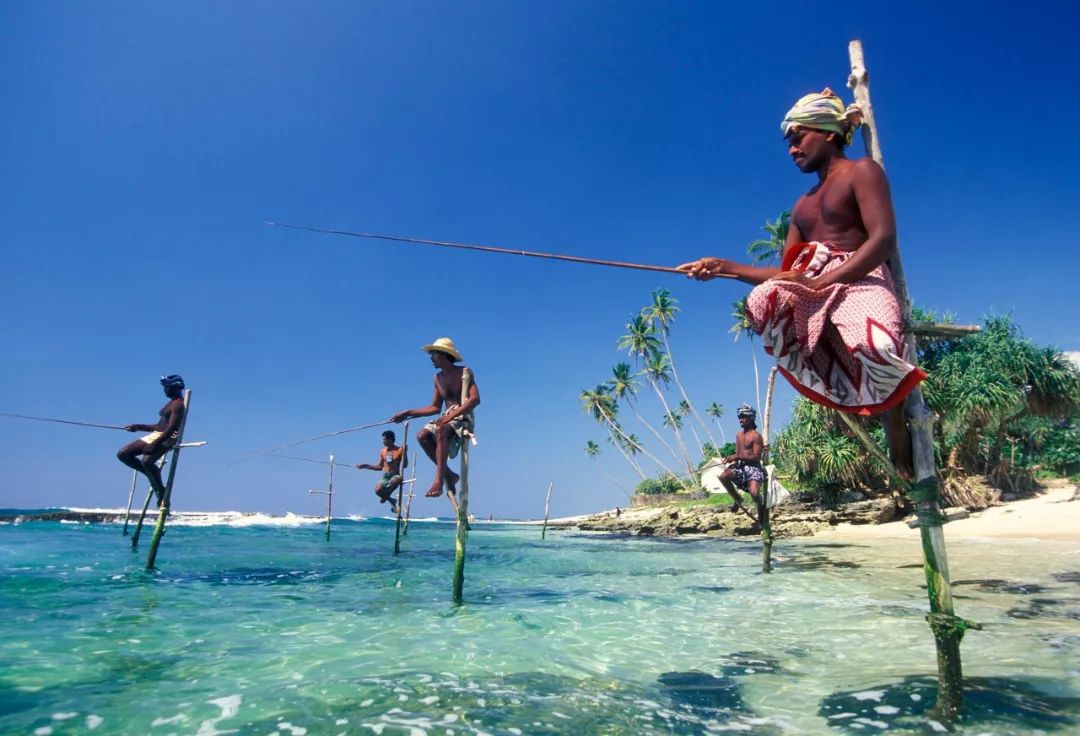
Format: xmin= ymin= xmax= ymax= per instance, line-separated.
xmin=394 ymin=423 xmax=410 ymax=554
xmin=121 ymin=470 xmax=139 ymax=536
xmin=145 ymin=390 xmax=193 ymax=569
xmin=307 ymin=452 xmax=335 ymax=541
xmin=848 ymin=40 xmax=979 ymax=720
xmin=451 ymin=369 xmax=474 ymax=605
xmin=759 ymin=366 xmax=778 ymax=572
xmin=541 ymin=482 xmax=553 ymax=540
xmin=402 ymin=469 xmax=417 ymax=536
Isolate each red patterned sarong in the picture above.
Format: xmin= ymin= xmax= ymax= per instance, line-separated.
xmin=745 ymin=242 xmax=926 ymax=416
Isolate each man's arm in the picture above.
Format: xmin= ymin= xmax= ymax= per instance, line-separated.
xmin=355 ymin=451 xmax=385 ymax=471
xmin=391 ymin=379 xmax=443 ymax=422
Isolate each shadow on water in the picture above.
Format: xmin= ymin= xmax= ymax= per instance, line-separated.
xmin=953 ymin=578 xmax=1049 ymax=595
xmin=1052 ymin=570 xmax=1080 ymax=585
xmin=774 ymin=552 xmax=862 ymax=572
xmin=1005 ymin=596 xmax=1080 ymax=621
xmin=820 ymin=676 xmax=1080 ymax=734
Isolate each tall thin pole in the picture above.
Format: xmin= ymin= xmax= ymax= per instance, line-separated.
xmin=402 ymin=465 xmax=417 ymax=536
xmin=848 ymin=40 xmax=978 ymax=720
xmin=394 ymin=422 xmax=410 ymax=554
xmin=121 ymin=470 xmax=139 ymax=536
xmin=451 ymin=369 xmax=473 ymax=605
xmin=306 ymin=453 xmax=336 ymax=540
xmin=146 ymin=390 xmax=193 ymax=569
xmin=541 ymin=482 xmax=553 ymax=540
xmin=760 ymin=366 xmax=778 ymax=572
xmin=325 ymin=453 xmax=335 ymax=540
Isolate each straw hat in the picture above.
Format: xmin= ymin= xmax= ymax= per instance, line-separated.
xmin=421 ymin=337 xmax=463 ymax=362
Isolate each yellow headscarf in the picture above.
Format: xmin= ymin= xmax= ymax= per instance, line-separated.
xmin=780 ymin=88 xmax=863 ymax=145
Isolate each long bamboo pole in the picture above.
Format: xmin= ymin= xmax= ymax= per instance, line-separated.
xmin=848 ymin=40 xmax=979 ymax=720
xmin=233 ymin=419 xmax=393 ymax=464
xmin=145 ymin=390 xmax=193 ymax=569
xmin=0 ymin=412 xmax=128 ymax=430
xmin=759 ymin=366 xmax=778 ymax=572
xmin=394 ymin=422 xmax=410 ymax=555
xmin=541 ymin=482 xmax=553 ymax=540
xmin=451 ymin=369 xmax=473 ymax=605
xmin=267 ymin=222 xmax=738 ymax=279
xmin=306 ymin=453 xmax=335 ymax=541
xmin=121 ymin=470 xmax=139 ymax=536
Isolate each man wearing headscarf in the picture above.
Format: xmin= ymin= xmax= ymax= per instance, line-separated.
xmin=718 ymin=404 xmax=765 ymax=512
xmin=117 ymin=375 xmax=187 ymax=506
xmin=678 ymin=89 xmax=923 ymax=476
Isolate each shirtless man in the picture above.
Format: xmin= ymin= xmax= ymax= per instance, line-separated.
xmin=117 ymin=375 xmax=186 ymax=506
xmin=719 ymin=405 xmax=765 ymax=511
xmin=678 ymin=89 xmax=923 ymax=476
xmin=355 ymin=430 xmax=407 ymax=513
xmin=390 ymin=337 xmax=480 ymax=498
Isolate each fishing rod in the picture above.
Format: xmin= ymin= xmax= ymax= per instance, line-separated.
xmin=264 ymin=452 xmax=417 ymax=476
xmin=0 ymin=412 xmax=128 ymax=431
xmin=232 ymin=419 xmax=395 ymax=465
xmin=266 ymin=221 xmax=738 ymax=278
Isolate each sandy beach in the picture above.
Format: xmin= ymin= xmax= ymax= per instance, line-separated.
xmin=816 ymin=480 xmax=1080 ymax=543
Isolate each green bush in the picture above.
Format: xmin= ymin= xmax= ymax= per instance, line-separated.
xmin=634 ymin=473 xmax=690 ymax=496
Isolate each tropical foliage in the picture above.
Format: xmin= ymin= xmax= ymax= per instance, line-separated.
xmin=581 ymin=289 xmax=743 ymax=497
xmin=773 ymin=312 xmax=1080 ymax=504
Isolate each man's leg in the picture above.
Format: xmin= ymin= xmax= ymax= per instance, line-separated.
xmin=117 ymin=440 xmax=148 ymax=472
xmin=719 ymin=469 xmax=743 ymax=510
xmin=426 ymin=423 xmax=457 ymax=497
xmin=140 ymin=447 xmax=170 ymax=507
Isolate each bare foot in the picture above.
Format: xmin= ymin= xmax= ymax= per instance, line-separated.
xmin=445 ymin=470 xmax=460 ymax=493
xmin=426 ymin=482 xmax=444 ymax=498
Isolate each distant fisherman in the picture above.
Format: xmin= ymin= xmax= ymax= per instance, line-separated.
xmin=391 ymin=337 xmax=480 ymax=499
xmin=678 ymin=88 xmax=924 ymax=476
xmin=355 ymin=430 xmax=407 ymax=513
xmin=719 ymin=404 xmax=764 ymax=512
xmin=117 ymin=375 xmax=186 ymax=506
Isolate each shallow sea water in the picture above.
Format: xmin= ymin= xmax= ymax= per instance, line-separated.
xmin=2 ymin=516 xmax=1079 ymax=735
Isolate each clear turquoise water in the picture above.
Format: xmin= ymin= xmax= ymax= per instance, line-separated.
xmin=2 ymin=516 xmax=1079 ymax=735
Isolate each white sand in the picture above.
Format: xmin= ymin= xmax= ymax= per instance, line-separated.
xmin=816 ymin=480 xmax=1080 ymax=543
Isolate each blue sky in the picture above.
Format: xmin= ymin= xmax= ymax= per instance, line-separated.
xmin=2 ymin=1 xmax=1077 ymax=519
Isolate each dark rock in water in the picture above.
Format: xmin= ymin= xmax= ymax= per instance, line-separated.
xmin=657 ymin=671 xmax=748 ymax=712
xmin=820 ymin=675 xmax=1080 ymax=733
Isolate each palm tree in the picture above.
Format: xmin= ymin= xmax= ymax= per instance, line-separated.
xmin=617 ymin=314 xmax=662 ymax=364
xmin=642 ymin=290 xmax=716 ymax=449
xmin=706 ymin=402 xmax=727 ymax=444
xmin=585 ymin=439 xmax=632 ymax=499
xmin=730 ymin=297 xmax=762 ymax=415
xmin=747 ymin=211 xmax=791 ymax=265
xmin=662 ymin=410 xmax=684 ymax=431
xmin=580 ymin=385 xmax=676 ymax=477
xmin=643 ymin=352 xmax=696 ymax=481
xmin=608 ymin=362 xmax=680 ymax=465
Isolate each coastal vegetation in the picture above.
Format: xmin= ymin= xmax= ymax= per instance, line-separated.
xmin=773 ymin=312 xmax=1080 ymax=507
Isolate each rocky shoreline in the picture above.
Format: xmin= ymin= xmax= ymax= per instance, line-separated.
xmin=552 ymin=497 xmax=907 ymax=539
